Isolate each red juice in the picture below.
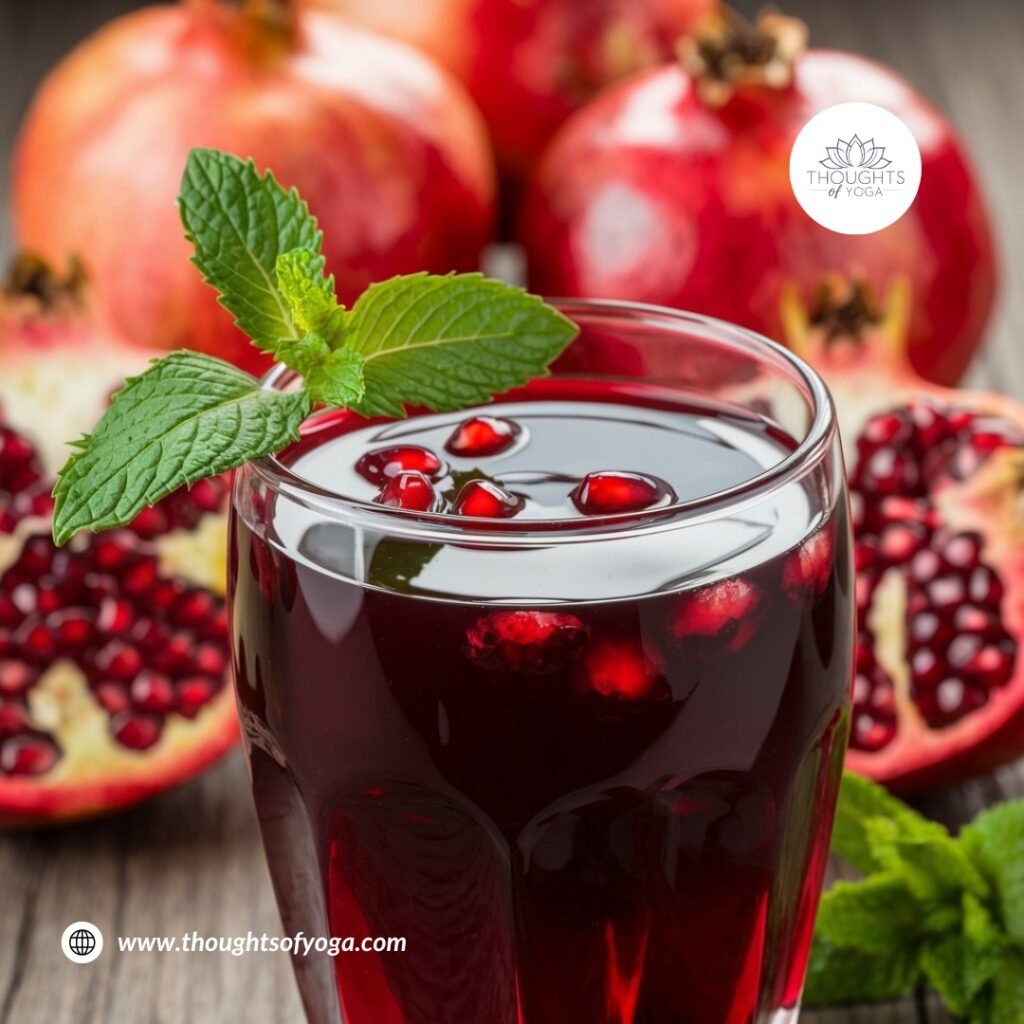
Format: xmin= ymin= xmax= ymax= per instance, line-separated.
xmin=230 ymin=378 xmax=853 ymax=1024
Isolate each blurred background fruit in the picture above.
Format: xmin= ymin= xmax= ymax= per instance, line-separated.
xmin=305 ymin=0 xmax=717 ymax=202
xmin=0 ymin=256 xmax=236 ymax=823
xmin=11 ymin=0 xmax=496 ymax=375
xmin=519 ymin=9 xmax=998 ymax=387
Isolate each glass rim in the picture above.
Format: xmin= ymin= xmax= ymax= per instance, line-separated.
xmin=245 ymin=298 xmax=838 ymax=547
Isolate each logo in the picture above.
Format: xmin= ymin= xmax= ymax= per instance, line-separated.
xmin=789 ymin=102 xmax=922 ymax=235
xmin=61 ymin=921 xmax=104 ymax=964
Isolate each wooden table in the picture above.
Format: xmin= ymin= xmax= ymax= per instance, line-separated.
xmin=1 ymin=0 xmax=1022 ymax=1020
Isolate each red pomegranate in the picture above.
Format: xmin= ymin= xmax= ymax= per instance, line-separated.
xmin=520 ymin=8 xmax=998 ymax=387
xmin=782 ymin=276 xmax=1024 ymax=792
xmin=0 ymin=257 xmax=237 ymax=824
xmin=307 ymin=0 xmax=716 ymax=192
xmin=11 ymin=0 xmax=495 ymax=375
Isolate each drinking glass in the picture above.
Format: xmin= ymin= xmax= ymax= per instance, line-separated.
xmin=229 ymin=301 xmax=854 ymax=1024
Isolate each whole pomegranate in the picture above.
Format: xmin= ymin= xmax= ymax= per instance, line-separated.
xmin=783 ymin=277 xmax=1024 ymax=792
xmin=308 ymin=0 xmax=716 ymax=192
xmin=0 ymin=257 xmax=237 ymax=824
xmin=12 ymin=0 xmax=495 ymax=375
xmin=520 ymin=9 xmax=998 ymax=387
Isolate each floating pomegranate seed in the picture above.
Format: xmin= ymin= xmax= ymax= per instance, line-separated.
xmin=670 ymin=578 xmax=765 ymax=654
xmin=571 ymin=471 xmax=671 ymax=516
xmin=356 ymin=446 xmax=444 ymax=485
xmin=574 ymin=638 xmax=664 ymax=701
xmin=130 ymin=671 xmax=175 ymax=713
xmin=465 ymin=610 xmax=587 ymax=674
xmin=782 ymin=527 xmax=834 ymax=602
xmin=176 ymin=678 xmax=216 ymax=718
xmin=445 ymin=416 xmax=521 ymax=457
xmin=112 ymin=711 xmax=163 ymax=751
xmin=452 ymin=479 xmax=522 ymax=518
xmin=1 ymin=734 xmax=59 ymax=776
xmin=377 ymin=472 xmax=442 ymax=513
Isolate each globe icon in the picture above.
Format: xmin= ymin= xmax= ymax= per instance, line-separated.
xmin=69 ymin=929 xmax=96 ymax=957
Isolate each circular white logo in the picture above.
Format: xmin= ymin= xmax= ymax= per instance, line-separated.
xmin=789 ymin=102 xmax=922 ymax=235
xmin=61 ymin=921 xmax=104 ymax=964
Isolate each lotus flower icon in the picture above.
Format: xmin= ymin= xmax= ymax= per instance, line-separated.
xmin=819 ymin=135 xmax=892 ymax=170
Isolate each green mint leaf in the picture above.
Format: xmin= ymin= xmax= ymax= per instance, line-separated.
xmin=275 ymin=249 xmax=346 ymax=343
xmin=305 ymin=345 xmax=366 ymax=407
xmin=920 ymin=933 xmax=974 ymax=1017
xmin=52 ymin=352 xmax=310 ymax=544
xmin=990 ymin=955 xmax=1024 ymax=1024
xmin=274 ymin=332 xmax=333 ymax=380
xmin=960 ymin=800 xmax=1024 ymax=942
xmin=345 ymin=273 xmax=579 ymax=418
xmin=179 ymin=149 xmax=321 ymax=354
xmin=803 ymin=939 xmax=920 ymax=1006
xmin=830 ymin=772 xmax=936 ymax=875
xmin=814 ymin=873 xmax=924 ymax=954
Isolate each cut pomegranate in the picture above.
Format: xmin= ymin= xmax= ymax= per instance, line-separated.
xmin=465 ymin=611 xmax=588 ymax=675
xmin=357 ymin=446 xmax=445 ymax=485
xmin=784 ymin=277 xmax=1024 ymax=791
xmin=0 ymin=256 xmax=237 ymax=824
xmin=377 ymin=472 xmax=443 ymax=513
xmin=670 ymin=578 xmax=766 ymax=654
xmin=572 ymin=471 xmax=674 ymax=516
xmin=452 ymin=480 xmax=523 ymax=518
xmin=445 ymin=416 xmax=521 ymax=458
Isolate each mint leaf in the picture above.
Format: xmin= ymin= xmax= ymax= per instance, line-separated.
xmin=961 ymin=800 xmax=1024 ymax=942
xmin=803 ymin=939 xmax=920 ymax=1005
xmin=305 ymin=345 xmax=365 ymax=407
xmin=814 ymin=873 xmax=923 ymax=954
xmin=179 ymin=149 xmax=321 ymax=354
xmin=275 ymin=249 xmax=346 ymax=343
xmin=346 ymin=273 xmax=578 ymax=418
xmin=52 ymin=352 xmax=310 ymax=544
xmin=921 ymin=933 xmax=973 ymax=1017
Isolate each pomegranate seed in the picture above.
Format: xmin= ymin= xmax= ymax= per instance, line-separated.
xmin=154 ymin=633 xmax=194 ymax=676
xmin=574 ymin=638 xmax=663 ymax=700
xmin=46 ymin=610 xmax=95 ymax=650
xmin=189 ymin=477 xmax=226 ymax=513
xmin=908 ymin=612 xmax=950 ymax=650
xmin=130 ymin=506 xmax=169 ymax=538
xmin=14 ymin=622 xmax=58 ymax=663
xmin=571 ymin=471 xmax=670 ymax=516
xmin=130 ymin=671 xmax=175 ymax=713
xmin=0 ymin=701 xmax=26 ymax=736
xmin=452 ymin=479 xmax=522 ymax=518
xmin=96 ymin=597 xmax=135 ymax=635
xmin=112 ymin=711 xmax=163 ymax=751
xmin=149 ymin=579 xmax=186 ymax=612
xmin=857 ymin=447 xmax=920 ymax=497
xmin=19 ymin=535 xmax=54 ymax=576
xmin=203 ymin=607 xmax=229 ymax=642
xmin=947 ymin=635 xmax=983 ymax=670
xmin=92 ymin=640 xmax=144 ymax=682
xmin=878 ymin=523 xmax=926 ymax=563
xmin=852 ymin=711 xmax=897 ymax=752
xmin=926 ymin=575 xmax=966 ymax=612
xmin=909 ymin=548 xmax=942 ymax=586
xmin=967 ymin=566 xmax=1004 ymax=605
xmin=965 ymin=644 xmax=1015 ymax=688
xmin=131 ymin=618 xmax=171 ymax=653
xmin=94 ymin=682 xmax=131 ymax=714
xmin=122 ymin=557 xmax=158 ymax=596
xmin=445 ymin=416 xmax=521 ymax=457
xmin=1 ymin=734 xmax=59 ymax=776
xmin=947 ymin=409 xmax=977 ymax=434
xmin=173 ymin=589 xmax=218 ymax=628
xmin=192 ymin=643 xmax=226 ymax=677
xmin=377 ymin=472 xmax=442 ymax=513
xmin=0 ymin=594 xmax=18 ymax=627
xmin=93 ymin=536 xmax=134 ymax=570
xmin=356 ymin=446 xmax=444 ymax=484
xmin=84 ymin=572 xmax=118 ymax=602
xmin=465 ymin=611 xmax=587 ymax=674
xmin=953 ymin=606 xmax=1002 ymax=639
xmin=854 ymin=540 xmax=878 ymax=573
xmin=860 ymin=411 xmax=913 ymax=448
xmin=670 ymin=578 xmax=765 ymax=653
xmin=782 ymin=527 xmax=834 ymax=601
xmin=911 ymin=648 xmax=944 ymax=689
xmin=176 ymin=678 xmax=216 ymax=718
xmin=941 ymin=533 xmax=982 ymax=570
xmin=909 ymin=401 xmax=950 ymax=449
xmin=0 ymin=660 xmax=37 ymax=696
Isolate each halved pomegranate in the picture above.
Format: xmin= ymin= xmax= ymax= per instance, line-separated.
xmin=782 ymin=276 xmax=1024 ymax=791
xmin=0 ymin=256 xmax=236 ymax=824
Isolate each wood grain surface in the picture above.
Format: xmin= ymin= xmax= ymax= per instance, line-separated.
xmin=1 ymin=0 xmax=1022 ymax=1020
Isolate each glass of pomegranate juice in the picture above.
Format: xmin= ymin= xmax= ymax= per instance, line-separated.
xmin=229 ymin=302 xmax=854 ymax=1024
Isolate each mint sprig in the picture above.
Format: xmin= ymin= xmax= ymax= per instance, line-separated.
xmin=805 ymin=773 xmax=1024 ymax=1024
xmin=51 ymin=149 xmax=578 ymax=543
